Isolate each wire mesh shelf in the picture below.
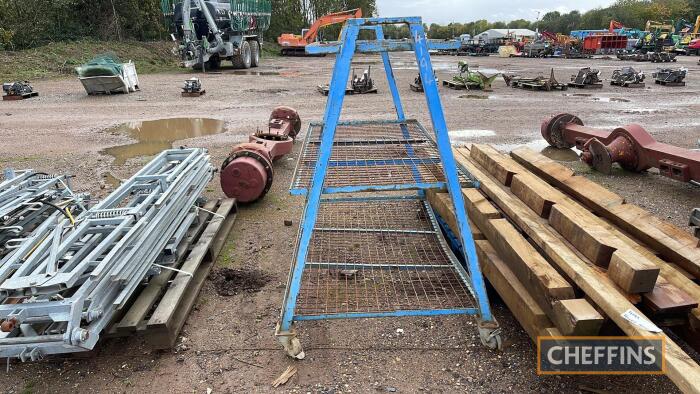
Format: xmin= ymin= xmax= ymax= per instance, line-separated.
xmin=294 ymin=198 xmax=475 ymax=318
xmin=290 ymin=120 xmax=471 ymax=194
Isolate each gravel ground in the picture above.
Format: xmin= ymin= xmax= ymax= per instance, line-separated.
xmin=0 ymin=52 xmax=698 ymax=393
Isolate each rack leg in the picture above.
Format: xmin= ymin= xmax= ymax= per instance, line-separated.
xmin=409 ymin=23 xmax=500 ymax=343
xmin=277 ymin=23 xmax=361 ymax=358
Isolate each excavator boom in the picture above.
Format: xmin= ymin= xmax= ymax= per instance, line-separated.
xmin=278 ymin=8 xmax=362 ymax=55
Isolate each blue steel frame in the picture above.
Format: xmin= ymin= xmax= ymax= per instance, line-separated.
xmin=279 ymin=17 xmax=495 ymax=334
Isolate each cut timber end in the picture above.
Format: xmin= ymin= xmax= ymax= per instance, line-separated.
xmin=552 ymin=299 xmax=604 ymax=336
xmin=426 ymin=190 xmax=487 ymax=240
xmin=608 ymin=249 xmax=660 ymax=294
xmin=463 ymin=188 xmax=501 ymax=220
xmin=470 ymin=144 xmax=521 ymax=186
xmin=476 ymin=240 xmax=554 ymax=342
xmin=548 ymin=204 xmax=617 ymax=267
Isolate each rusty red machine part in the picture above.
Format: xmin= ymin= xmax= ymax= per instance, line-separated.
xmin=220 ymin=106 xmax=301 ymax=202
xmin=541 ymin=113 xmax=700 ymax=183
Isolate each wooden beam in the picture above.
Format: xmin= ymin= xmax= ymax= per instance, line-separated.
xmin=476 ymin=240 xmax=555 ymax=342
xmin=427 ymin=190 xmax=486 ymax=240
xmin=510 ymin=146 xmax=700 ymax=280
xmin=643 ymin=276 xmax=699 ymax=316
xmin=470 ymin=144 xmax=521 ymax=186
xmin=453 ymin=147 xmax=700 ymax=393
xmin=552 ymin=299 xmax=605 ymax=336
xmin=462 ymin=188 xmax=501 ymax=220
xmin=548 ymin=203 xmax=617 ymax=267
xmin=510 ymin=174 xmax=561 ymax=218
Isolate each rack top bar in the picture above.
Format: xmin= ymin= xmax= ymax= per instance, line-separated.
xmin=307 ymin=39 xmax=459 ymax=55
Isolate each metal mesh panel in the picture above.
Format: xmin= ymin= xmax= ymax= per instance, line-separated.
xmin=295 ymin=199 xmax=474 ymax=316
xmin=291 ymin=120 xmax=469 ymax=193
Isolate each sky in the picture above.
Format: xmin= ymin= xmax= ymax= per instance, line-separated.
xmin=376 ymin=0 xmax=618 ymax=25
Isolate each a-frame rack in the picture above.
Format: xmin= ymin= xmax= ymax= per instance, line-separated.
xmin=276 ymin=17 xmax=501 ymax=358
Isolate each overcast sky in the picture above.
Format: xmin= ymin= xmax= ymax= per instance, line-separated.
xmin=376 ymin=0 xmax=617 ymax=25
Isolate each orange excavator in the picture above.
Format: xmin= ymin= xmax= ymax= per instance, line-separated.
xmin=277 ymin=8 xmax=362 ymax=56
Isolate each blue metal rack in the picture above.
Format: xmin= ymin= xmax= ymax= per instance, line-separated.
xmin=276 ymin=17 xmax=501 ymax=359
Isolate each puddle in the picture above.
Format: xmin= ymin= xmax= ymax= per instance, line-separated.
xmin=449 ymin=129 xmax=496 ymax=141
xmin=593 ymin=97 xmax=630 ymax=103
xmin=563 ymin=93 xmax=593 ymax=97
xmin=459 ymin=94 xmax=489 ymax=99
xmin=243 ymin=88 xmax=289 ymax=94
xmin=103 ymin=118 xmax=226 ymax=165
xmin=229 ymin=70 xmax=281 ymax=76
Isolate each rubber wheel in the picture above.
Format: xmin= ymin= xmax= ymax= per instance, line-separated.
xmin=232 ymin=41 xmax=252 ymax=69
xmin=250 ymin=40 xmax=260 ymax=68
xmin=205 ymin=54 xmax=221 ymax=70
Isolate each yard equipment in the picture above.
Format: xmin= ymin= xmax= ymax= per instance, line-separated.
xmin=649 ymin=51 xmax=677 ymax=62
xmin=653 ymin=68 xmax=687 ymax=86
xmin=317 ymin=66 xmax=377 ymax=95
xmin=277 ymin=17 xmax=501 ymax=360
xmin=0 ymin=149 xmax=214 ymax=360
xmin=278 ymin=9 xmax=362 ymax=56
xmin=541 ymin=113 xmax=700 ymax=183
xmin=409 ymin=70 xmax=437 ymax=92
xmin=442 ymin=61 xmax=498 ymax=91
xmin=503 ymin=68 xmax=567 ymax=91
xmin=182 ymin=77 xmax=205 ymax=96
xmin=2 ymin=81 xmax=38 ymax=101
xmin=76 ymin=54 xmax=140 ymax=95
xmin=610 ymin=67 xmax=645 ymax=87
xmin=568 ymin=67 xmax=602 ymax=89
xmin=171 ymin=0 xmax=271 ymax=70
xmin=220 ymin=106 xmax=301 ymax=203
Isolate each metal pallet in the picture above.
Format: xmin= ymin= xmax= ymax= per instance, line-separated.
xmin=276 ymin=17 xmax=501 ymax=359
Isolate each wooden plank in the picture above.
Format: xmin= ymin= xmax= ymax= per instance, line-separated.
xmin=111 ymin=200 xmax=218 ymax=334
xmin=426 ymin=190 xmax=487 ymax=240
xmin=552 ymin=299 xmax=604 ymax=335
xmin=476 ymin=240 xmax=555 ymax=342
xmin=484 ymin=218 xmax=576 ymax=308
xmin=643 ymin=275 xmax=699 ymax=316
xmin=608 ymin=204 xmax=700 ymax=279
xmin=608 ymin=249 xmax=662 ymax=294
xmin=470 ymin=144 xmax=522 ymax=186
xmin=548 ymin=203 xmax=617 ymax=267
xmin=510 ymin=146 xmax=575 ymax=183
xmin=510 ymin=146 xmax=700 ymax=280
xmin=147 ymin=199 xmax=236 ymax=331
xmin=462 ymin=188 xmax=501 ymax=220
xmin=510 ymin=147 xmax=624 ymax=211
xmin=453 ymin=147 xmax=700 ymax=393
xmin=510 ymin=173 xmax=562 ymax=218
xmin=208 ymin=198 xmax=238 ymax=259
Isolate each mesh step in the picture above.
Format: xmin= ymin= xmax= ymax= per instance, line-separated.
xmin=294 ymin=198 xmax=475 ymax=318
xmin=291 ymin=120 xmax=470 ymax=194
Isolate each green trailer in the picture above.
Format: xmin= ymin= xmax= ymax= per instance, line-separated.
xmin=169 ymin=0 xmax=271 ymax=70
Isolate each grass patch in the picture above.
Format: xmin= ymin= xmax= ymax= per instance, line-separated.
xmin=0 ymin=39 xmax=180 ymax=81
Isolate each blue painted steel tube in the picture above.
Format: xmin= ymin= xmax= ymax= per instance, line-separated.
xmin=409 ymin=23 xmax=494 ymax=323
xmin=279 ymin=23 xmax=361 ymax=332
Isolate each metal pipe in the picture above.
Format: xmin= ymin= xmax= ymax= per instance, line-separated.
xmin=196 ymin=0 xmax=224 ymax=54
xmin=541 ymin=113 xmax=700 ymax=182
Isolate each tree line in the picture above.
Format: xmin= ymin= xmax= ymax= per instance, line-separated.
xmin=425 ymin=0 xmax=700 ymax=39
xmin=0 ymin=0 xmax=375 ymax=50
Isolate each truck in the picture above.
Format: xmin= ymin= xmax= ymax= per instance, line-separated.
xmin=165 ymin=0 xmax=271 ymax=70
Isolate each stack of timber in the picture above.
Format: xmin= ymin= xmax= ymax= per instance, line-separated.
xmin=427 ymin=144 xmax=700 ymax=393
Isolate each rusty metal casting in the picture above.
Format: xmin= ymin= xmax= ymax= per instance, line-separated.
xmin=541 ymin=113 xmax=700 ymax=183
xmin=220 ymin=106 xmax=301 ymax=203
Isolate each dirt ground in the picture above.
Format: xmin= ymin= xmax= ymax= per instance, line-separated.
xmin=0 ymin=51 xmax=698 ymax=393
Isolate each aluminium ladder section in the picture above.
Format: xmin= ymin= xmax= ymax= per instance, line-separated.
xmin=277 ymin=17 xmax=501 ymax=359
xmin=0 ymin=148 xmax=213 ymax=360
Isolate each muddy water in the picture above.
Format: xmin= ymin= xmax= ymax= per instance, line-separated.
xmin=493 ymin=139 xmax=581 ymax=162
xmin=103 ymin=118 xmax=226 ymax=165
